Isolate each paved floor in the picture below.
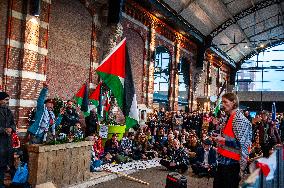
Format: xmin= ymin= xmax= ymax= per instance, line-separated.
xmin=93 ymin=166 xmax=214 ymax=188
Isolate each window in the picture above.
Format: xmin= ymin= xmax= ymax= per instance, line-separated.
xmin=178 ymin=57 xmax=190 ymax=111
xmin=153 ymin=46 xmax=171 ymax=106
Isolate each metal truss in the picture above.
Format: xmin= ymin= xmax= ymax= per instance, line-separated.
xmin=210 ymin=45 xmax=236 ymax=68
xmin=209 ymin=0 xmax=281 ymax=38
xmin=238 ymin=39 xmax=284 ymax=65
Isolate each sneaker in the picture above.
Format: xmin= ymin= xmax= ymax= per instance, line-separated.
xmin=93 ymin=167 xmax=103 ymax=172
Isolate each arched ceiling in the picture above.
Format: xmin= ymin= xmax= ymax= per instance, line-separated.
xmin=132 ymin=0 xmax=284 ymax=68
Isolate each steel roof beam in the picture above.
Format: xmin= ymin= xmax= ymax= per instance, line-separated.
xmin=209 ymin=0 xmax=280 ymax=38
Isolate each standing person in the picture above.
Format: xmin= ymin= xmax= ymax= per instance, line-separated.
xmin=28 ymin=83 xmax=64 ymax=144
xmin=61 ymin=100 xmax=80 ymax=135
xmin=173 ymin=111 xmax=183 ymax=131
xmin=85 ymin=108 xmax=98 ymax=136
xmin=280 ymin=113 xmax=284 ymax=142
xmin=213 ymin=92 xmax=252 ymax=188
xmin=0 ymin=92 xmax=16 ymax=188
xmin=255 ymin=111 xmax=281 ymax=157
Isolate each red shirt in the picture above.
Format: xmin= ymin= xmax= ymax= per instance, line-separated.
xmin=12 ymin=132 xmax=20 ymax=148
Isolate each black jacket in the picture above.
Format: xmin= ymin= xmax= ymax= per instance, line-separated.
xmin=85 ymin=114 xmax=98 ymax=136
xmin=195 ymin=146 xmax=217 ymax=167
xmin=0 ymin=105 xmax=16 ymax=167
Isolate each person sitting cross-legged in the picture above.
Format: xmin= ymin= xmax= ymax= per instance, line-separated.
xmin=191 ymin=138 xmax=217 ymax=178
xmin=160 ymin=139 xmax=189 ymax=174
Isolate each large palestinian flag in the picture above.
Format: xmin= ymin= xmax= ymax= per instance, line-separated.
xmin=95 ymin=38 xmax=139 ymax=129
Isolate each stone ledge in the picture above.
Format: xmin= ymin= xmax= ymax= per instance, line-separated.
xmin=27 ymin=141 xmax=94 ymax=153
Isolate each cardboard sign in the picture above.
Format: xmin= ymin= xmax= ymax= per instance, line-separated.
xmin=99 ymin=125 xmax=108 ymax=138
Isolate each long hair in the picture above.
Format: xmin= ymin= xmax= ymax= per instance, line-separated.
xmin=222 ymin=92 xmax=239 ymax=109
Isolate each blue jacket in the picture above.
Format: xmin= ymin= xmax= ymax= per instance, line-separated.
xmin=28 ymin=87 xmax=62 ymax=136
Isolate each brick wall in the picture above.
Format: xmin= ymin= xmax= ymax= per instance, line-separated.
xmin=122 ymin=28 xmax=145 ymax=104
xmin=47 ymin=0 xmax=92 ymax=100
xmin=0 ymin=0 xmax=8 ymax=77
xmin=0 ymin=0 xmax=233 ymax=128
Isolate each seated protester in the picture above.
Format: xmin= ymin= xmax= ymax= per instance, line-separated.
xmin=88 ymin=135 xmax=103 ymax=172
xmin=145 ymin=128 xmax=155 ymax=145
xmin=92 ymin=135 xmax=104 ymax=158
xmin=133 ymin=134 xmax=148 ymax=160
xmin=173 ymin=130 xmax=180 ymax=140
xmin=154 ymin=128 xmax=167 ymax=152
xmin=70 ymin=121 xmax=84 ymax=140
xmin=104 ymin=133 xmax=120 ymax=155
xmin=85 ymin=108 xmax=98 ymax=136
xmin=61 ymin=100 xmax=80 ymax=135
xmin=184 ymin=133 xmax=201 ymax=163
xmin=180 ymin=134 xmax=187 ymax=146
xmin=120 ymin=132 xmax=134 ymax=156
xmin=162 ymin=133 xmax=174 ymax=158
xmin=191 ymin=139 xmax=217 ymax=177
xmin=160 ymin=139 xmax=189 ymax=173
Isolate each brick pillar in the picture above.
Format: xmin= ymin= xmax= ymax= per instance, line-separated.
xmin=142 ymin=37 xmax=149 ymax=105
xmin=146 ymin=23 xmax=156 ymax=108
xmin=4 ymin=0 xmax=51 ymax=129
xmin=89 ymin=13 xmax=101 ymax=87
xmin=170 ymin=38 xmax=181 ymax=111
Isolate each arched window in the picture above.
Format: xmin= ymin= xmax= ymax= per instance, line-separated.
xmin=153 ymin=46 xmax=171 ymax=108
xmin=178 ymin=57 xmax=190 ymax=111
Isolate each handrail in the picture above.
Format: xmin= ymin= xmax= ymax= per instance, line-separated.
xmin=242 ymin=145 xmax=284 ymax=188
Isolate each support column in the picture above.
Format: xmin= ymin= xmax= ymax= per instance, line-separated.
xmin=90 ymin=13 xmax=102 ymax=87
xmin=146 ymin=22 xmax=157 ymax=109
xmin=4 ymin=0 xmax=51 ymax=129
xmin=170 ymin=35 xmax=181 ymax=111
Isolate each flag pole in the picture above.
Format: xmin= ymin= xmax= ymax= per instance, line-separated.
xmin=102 ymin=168 xmax=150 ymax=185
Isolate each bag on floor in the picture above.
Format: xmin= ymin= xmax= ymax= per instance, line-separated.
xmin=165 ymin=172 xmax=187 ymax=188
xmin=12 ymin=162 xmax=29 ymax=184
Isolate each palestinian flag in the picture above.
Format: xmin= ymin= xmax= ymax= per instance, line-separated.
xmin=74 ymin=83 xmax=89 ymax=116
xmin=89 ymin=82 xmax=102 ymax=107
xmin=74 ymin=83 xmax=87 ymax=106
xmin=96 ymin=38 xmax=139 ymax=130
xmin=105 ymin=91 xmax=111 ymax=120
xmin=214 ymin=99 xmax=221 ymax=117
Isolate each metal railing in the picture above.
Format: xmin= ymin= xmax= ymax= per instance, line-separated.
xmin=242 ymin=146 xmax=284 ymax=188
